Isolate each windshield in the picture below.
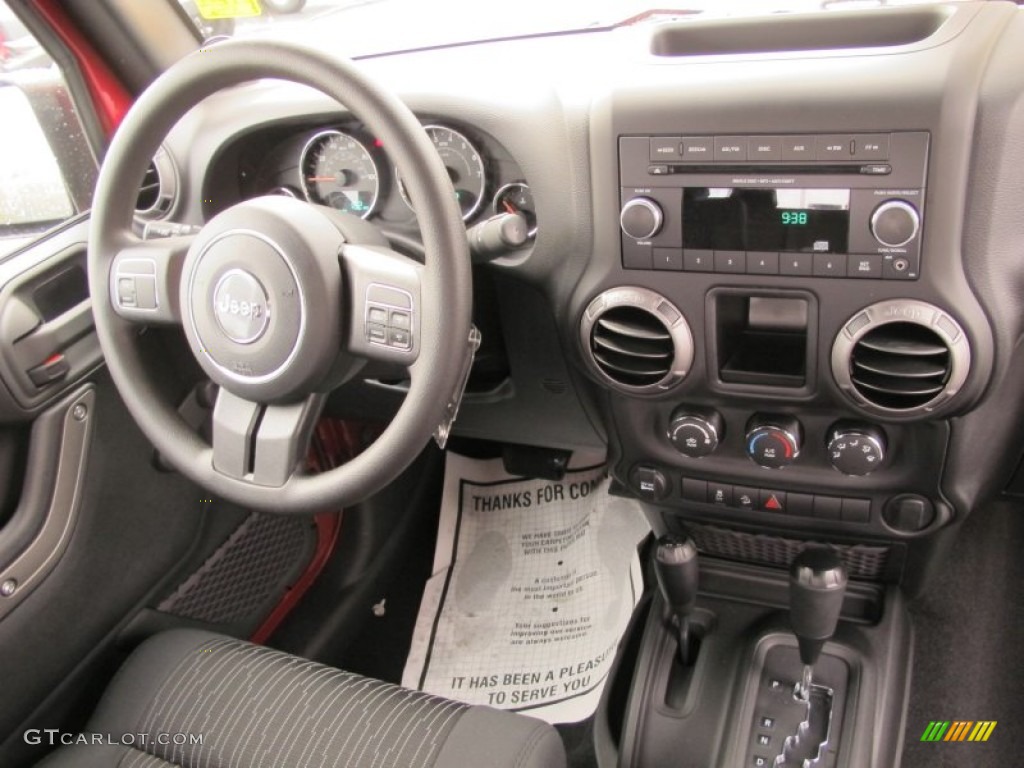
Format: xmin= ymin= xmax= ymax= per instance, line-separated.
xmin=177 ymin=0 xmax=958 ymax=57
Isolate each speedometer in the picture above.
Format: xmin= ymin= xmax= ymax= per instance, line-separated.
xmin=299 ymin=130 xmax=380 ymax=218
xmin=397 ymin=125 xmax=487 ymax=221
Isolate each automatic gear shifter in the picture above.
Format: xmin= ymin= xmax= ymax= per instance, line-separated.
xmin=654 ymin=534 xmax=699 ymax=666
xmin=788 ymin=547 xmax=848 ymax=700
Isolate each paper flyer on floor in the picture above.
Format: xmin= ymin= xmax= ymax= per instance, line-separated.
xmin=402 ymin=452 xmax=650 ymax=724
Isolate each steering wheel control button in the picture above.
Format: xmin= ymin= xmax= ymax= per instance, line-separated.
xmin=212 ymin=270 xmax=270 ymax=344
xmin=388 ymin=328 xmax=411 ymax=349
xmin=365 ymin=286 xmax=414 ymax=352
xmin=630 ymin=465 xmax=669 ymax=501
xmin=870 ymin=200 xmax=920 ymax=247
xmin=114 ymin=259 xmax=158 ymax=310
xmin=745 ymin=415 xmax=802 ymax=469
xmin=668 ymin=408 xmax=724 ymax=458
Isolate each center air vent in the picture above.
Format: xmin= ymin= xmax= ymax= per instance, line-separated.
xmin=832 ymin=300 xmax=970 ymax=415
xmin=135 ymin=147 xmax=178 ymax=220
xmin=580 ymin=287 xmax=693 ymax=394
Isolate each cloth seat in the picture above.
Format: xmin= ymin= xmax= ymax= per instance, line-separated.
xmin=38 ymin=629 xmax=566 ymax=768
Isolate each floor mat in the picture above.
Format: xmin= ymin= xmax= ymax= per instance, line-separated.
xmin=402 ymin=452 xmax=649 ymax=724
xmin=900 ymin=500 xmax=1024 ymax=767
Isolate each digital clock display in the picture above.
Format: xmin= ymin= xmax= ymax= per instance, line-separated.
xmin=683 ymin=187 xmax=851 ymax=253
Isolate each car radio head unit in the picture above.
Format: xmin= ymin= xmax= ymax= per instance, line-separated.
xmin=617 ymin=132 xmax=929 ymax=280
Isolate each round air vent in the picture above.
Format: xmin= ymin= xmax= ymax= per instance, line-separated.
xmin=580 ymin=287 xmax=694 ymax=394
xmin=832 ymin=300 xmax=970 ymax=415
xmin=135 ymin=147 xmax=178 ymax=220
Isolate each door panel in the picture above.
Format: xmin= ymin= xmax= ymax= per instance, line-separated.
xmin=0 ymin=221 xmax=222 ymax=766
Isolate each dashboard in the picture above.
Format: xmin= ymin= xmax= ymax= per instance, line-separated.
xmin=149 ymin=1 xmax=1024 ymax=593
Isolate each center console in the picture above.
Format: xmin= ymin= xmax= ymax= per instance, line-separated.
xmin=577 ymin=127 xmax=977 ymax=585
xmin=570 ymin=4 xmax=1009 ymax=768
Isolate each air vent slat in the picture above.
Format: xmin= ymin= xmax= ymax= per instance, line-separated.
xmin=593 ymin=334 xmax=673 ymax=359
xmin=851 ymin=375 xmax=945 ymax=398
xmin=596 ymin=316 xmax=671 ymax=341
xmin=588 ymin=304 xmax=677 ymax=389
xmin=847 ymin=320 xmax=952 ymax=410
xmin=852 ymin=352 xmax=948 ymax=379
xmin=593 ymin=351 xmax=668 ymax=379
xmin=856 ymin=334 xmax=947 ymax=357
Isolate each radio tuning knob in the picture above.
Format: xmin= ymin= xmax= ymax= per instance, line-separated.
xmin=870 ymin=200 xmax=920 ymax=248
xmin=620 ymin=197 xmax=664 ymax=240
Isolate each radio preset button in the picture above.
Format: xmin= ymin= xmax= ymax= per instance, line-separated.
xmin=747 ymin=252 xmax=780 ymax=275
xmin=714 ymin=251 xmax=747 ymax=273
xmin=871 ymin=200 xmax=919 ymax=247
xmin=714 ymin=136 xmax=748 ymax=161
xmin=812 ymin=253 xmax=846 ymax=277
xmin=683 ymin=249 xmax=714 ymax=272
xmin=620 ymin=197 xmax=664 ymax=240
xmin=653 ymin=248 xmax=684 ymax=271
xmin=779 ymin=253 xmax=813 ymax=276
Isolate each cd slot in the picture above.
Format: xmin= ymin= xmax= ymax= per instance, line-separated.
xmin=649 ymin=163 xmax=891 ymax=176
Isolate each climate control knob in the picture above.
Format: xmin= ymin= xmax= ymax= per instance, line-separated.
xmin=620 ymin=197 xmax=664 ymax=240
xmin=745 ymin=415 xmax=802 ymax=469
xmin=668 ymin=408 xmax=724 ymax=458
xmin=827 ymin=423 xmax=886 ymax=476
xmin=870 ymin=200 xmax=919 ymax=248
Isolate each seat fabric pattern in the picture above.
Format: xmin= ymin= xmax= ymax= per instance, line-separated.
xmin=35 ymin=629 xmax=567 ymax=768
xmin=128 ymin=634 xmax=466 ymax=768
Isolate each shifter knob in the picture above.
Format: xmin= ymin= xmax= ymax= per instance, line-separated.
xmin=789 ymin=547 xmax=848 ymax=669
xmin=655 ymin=535 xmax=699 ymax=616
xmin=654 ymin=535 xmax=699 ymax=665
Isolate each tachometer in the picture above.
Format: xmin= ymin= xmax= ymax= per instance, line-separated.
xmin=300 ymin=130 xmax=380 ymax=218
xmin=397 ymin=125 xmax=486 ymax=221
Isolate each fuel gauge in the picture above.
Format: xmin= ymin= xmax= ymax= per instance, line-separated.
xmin=493 ymin=182 xmax=537 ymax=238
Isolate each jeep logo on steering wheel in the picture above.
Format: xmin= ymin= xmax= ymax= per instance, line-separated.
xmin=212 ymin=269 xmax=270 ymax=344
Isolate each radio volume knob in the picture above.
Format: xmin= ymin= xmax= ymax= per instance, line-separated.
xmin=870 ymin=200 xmax=920 ymax=248
xmin=620 ymin=197 xmax=664 ymax=240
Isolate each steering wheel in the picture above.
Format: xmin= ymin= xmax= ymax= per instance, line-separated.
xmin=88 ymin=40 xmax=472 ymax=514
